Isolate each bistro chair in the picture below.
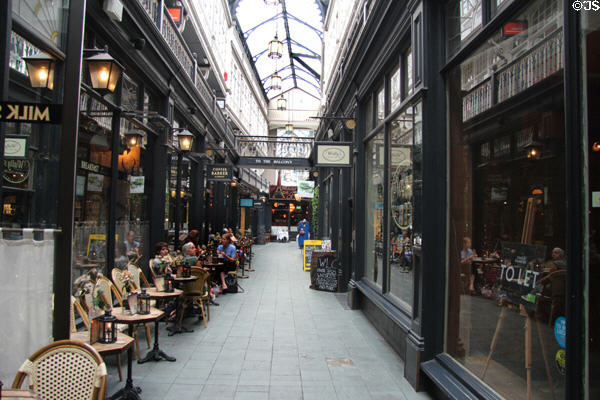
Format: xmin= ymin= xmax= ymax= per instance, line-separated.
xmin=109 ymin=270 xmax=152 ymax=357
xmin=180 ymin=266 xmax=211 ymax=328
xmin=12 ymin=339 xmax=107 ymax=400
xmin=127 ymin=262 xmax=152 ymax=289
xmin=71 ymin=296 xmax=123 ymax=381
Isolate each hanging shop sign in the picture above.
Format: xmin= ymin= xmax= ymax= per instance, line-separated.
xmin=0 ymin=101 xmax=62 ymax=124
xmin=207 ymin=165 xmax=232 ymax=181
xmin=502 ymin=21 xmax=528 ymax=37
xmin=269 ymin=184 xmax=297 ymax=201
xmin=4 ymin=136 xmax=29 ymax=159
xmin=314 ymin=143 xmax=352 ymax=167
xmin=237 ymin=157 xmax=311 ymax=168
xmin=129 ymin=176 xmax=145 ymax=194
xmin=168 ymin=7 xmax=183 ymax=23
xmin=3 ymin=159 xmax=31 ymax=184
xmin=240 ymin=198 xmax=253 ymax=207
xmin=253 ymin=201 xmax=264 ymax=208
xmin=297 ymin=181 xmax=314 ymax=198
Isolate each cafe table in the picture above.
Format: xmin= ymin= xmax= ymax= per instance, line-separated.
xmin=108 ymin=307 xmax=166 ymax=400
xmin=172 ymin=275 xmax=198 ymax=282
xmin=70 ymin=331 xmax=134 ymax=357
xmin=137 ymin=288 xmax=182 ymax=363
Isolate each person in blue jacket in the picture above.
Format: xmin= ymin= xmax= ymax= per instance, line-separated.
xmin=298 ymin=218 xmax=310 ymax=249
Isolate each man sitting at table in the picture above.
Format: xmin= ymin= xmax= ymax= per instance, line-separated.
xmin=217 ymin=233 xmax=237 ymax=290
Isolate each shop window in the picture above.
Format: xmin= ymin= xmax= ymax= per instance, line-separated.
xmin=364 ymin=131 xmax=385 ymax=288
xmin=390 ymin=65 xmax=401 ymax=112
xmin=491 ymin=0 xmax=513 ymax=18
xmin=446 ymin=0 xmax=566 ymax=398
xmin=446 ymin=0 xmax=483 ymax=59
xmin=388 ymin=102 xmax=422 ymax=309
xmin=403 ymin=47 xmax=414 ymax=98
xmin=376 ymin=85 xmax=385 ymax=127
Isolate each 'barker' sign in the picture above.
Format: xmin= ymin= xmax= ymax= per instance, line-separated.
xmin=0 ymin=102 xmax=62 ymax=124
xmin=498 ymin=242 xmax=546 ymax=305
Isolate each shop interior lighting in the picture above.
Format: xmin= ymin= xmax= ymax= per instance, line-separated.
xmin=23 ymin=52 xmax=56 ymax=90
xmin=285 ymin=123 xmax=294 ymax=132
xmin=593 ymin=141 xmax=600 ymax=152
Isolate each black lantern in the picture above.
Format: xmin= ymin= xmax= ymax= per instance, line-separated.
xmin=270 ymin=72 xmax=282 ymax=91
xmin=97 ymin=308 xmax=117 ymax=344
xmin=165 ymin=272 xmax=175 ymax=292
xmin=176 ymin=130 xmax=195 ymax=152
xmin=123 ymin=130 xmax=144 ymax=149
xmin=22 ymin=52 xmax=55 ymax=90
xmin=268 ymin=35 xmax=284 ymax=59
xmin=137 ymin=288 xmax=151 ymax=315
xmin=86 ymin=52 xmax=123 ymax=93
xmin=277 ymin=95 xmax=287 ymax=111
xmin=182 ymin=263 xmax=191 ymax=278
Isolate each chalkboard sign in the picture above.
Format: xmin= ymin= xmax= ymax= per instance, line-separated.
xmin=310 ymin=251 xmax=339 ymax=292
xmin=303 ymin=240 xmax=322 ymax=271
xmin=497 ymin=241 xmax=546 ymax=307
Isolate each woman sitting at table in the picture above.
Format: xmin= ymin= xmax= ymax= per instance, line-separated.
xmin=182 ymin=242 xmax=203 ymax=267
xmin=216 ymin=233 xmax=237 ymax=290
xmin=151 ymin=242 xmax=173 ymax=276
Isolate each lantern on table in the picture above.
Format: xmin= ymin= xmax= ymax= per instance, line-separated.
xmin=165 ymin=272 xmax=174 ymax=292
xmin=182 ymin=262 xmax=191 ymax=278
xmin=97 ymin=308 xmax=117 ymax=343
xmin=137 ymin=288 xmax=151 ymax=315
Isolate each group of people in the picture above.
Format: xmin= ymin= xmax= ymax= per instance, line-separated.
xmin=151 ymin=228 xmax=241 ymax=294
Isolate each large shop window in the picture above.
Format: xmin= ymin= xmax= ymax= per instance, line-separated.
xmin=364 ymin=131 xmax=385 ymax=288
xmin=388 ymin=103 xmax=421 ymax=309
xmin=446 ymin=0 xmax=566 ymax=398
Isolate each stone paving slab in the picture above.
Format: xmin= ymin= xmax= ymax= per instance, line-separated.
xmin=104 ymin=242 xmax=433 ymax=399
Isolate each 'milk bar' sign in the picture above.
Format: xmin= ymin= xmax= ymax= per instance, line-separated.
xmin=0 ymin=102 xmax=62 ymax=124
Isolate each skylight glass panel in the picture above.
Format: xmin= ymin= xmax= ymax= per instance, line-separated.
xmin=235 ymin=0 xmax=324 ymax=98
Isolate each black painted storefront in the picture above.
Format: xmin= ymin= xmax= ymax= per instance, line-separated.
xmin=317 ymin=0 xmax=590 ymax=398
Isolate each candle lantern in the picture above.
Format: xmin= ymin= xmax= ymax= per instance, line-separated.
xmin=182 ymin=263 xmax=191 ymax=278
xmin=165 ymin=272 xmax=175 ymax=292
xmin=97 ymin=308 xmax=117 ymax=344
xmin=137 ymin=288 xmax=151 ymax=315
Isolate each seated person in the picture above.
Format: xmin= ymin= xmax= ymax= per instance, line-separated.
xmin=460 ymin=237 xmax=478 ymax=293
xmin=182 ymin=242 xmax=203 ymax=268
xmin=124 ymin=230 xmax=141 ymax=258
xmin=115 ymin=242 xmax=129 ymax=270
xmin=151 ymin=242 xmax=172 ymax=276
xmin=216 ymin=233 xmax=237 ymax=290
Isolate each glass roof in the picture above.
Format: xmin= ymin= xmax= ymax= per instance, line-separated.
xmin=234 ymin=0 xmax=324 ymax=100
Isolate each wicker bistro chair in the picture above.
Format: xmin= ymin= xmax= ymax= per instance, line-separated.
xmin=128 ymin=263 xmax=152 ymax=289
xmin=180 ymin=266 xmax=211 ymax=329
xmin=110 ymin=269 xmax=152 ymax=356
xmin=12 ymin=339 xmax=107 ymax=400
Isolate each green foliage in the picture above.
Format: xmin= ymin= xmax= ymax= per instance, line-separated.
xmin=311 ymin=186 xmax=319 ymax=237
xmin=93 ymin=289 xmax=106 ymax=310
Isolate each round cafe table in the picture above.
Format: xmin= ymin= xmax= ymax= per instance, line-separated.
xmin=108 ymin=307 xmax=166 ymax=400
xmin=137 ymin=288 xmax=182 ymax=363
xmin=70 ymin=330 xmax=134 ymax=357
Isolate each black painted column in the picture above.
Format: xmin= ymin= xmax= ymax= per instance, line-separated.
xmin=148 ymin=105 xmax=169 ymax=253
xmin=190 ymin=158 xmax=206 ymax=231
xmin=0 ymin=0 xmax=11 ymax=219
xmin=53 ymin=0 xmax=86 ymax=340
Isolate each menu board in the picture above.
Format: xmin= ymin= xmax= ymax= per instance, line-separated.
xmin=303 ymin=240 xmax=322 ymax=271
xmin=497 ymin=242 xmax=546 ymax=307
xmin=310 ymin=251 xmax=339 ymax=292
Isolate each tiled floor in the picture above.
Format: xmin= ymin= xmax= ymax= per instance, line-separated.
xmin=105 ymin=242 xmax=433 ymax=400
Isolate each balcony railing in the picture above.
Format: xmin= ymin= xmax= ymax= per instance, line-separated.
xmin=136 ymin=0 xmax=234 ymax=147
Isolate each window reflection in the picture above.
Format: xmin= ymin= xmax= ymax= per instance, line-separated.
xmin=365 ymin=131 xmax=385 ymax=287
